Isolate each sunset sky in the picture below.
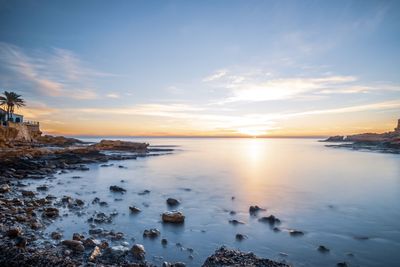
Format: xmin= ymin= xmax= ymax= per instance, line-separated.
xmin=0 ymin=0 xmax=399 ymax=137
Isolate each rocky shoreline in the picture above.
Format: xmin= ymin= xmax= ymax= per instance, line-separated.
xmin=322 ymin=121 xmax=400 ymax=154
xmin=0 ymin=137 xmax=289 ymax=267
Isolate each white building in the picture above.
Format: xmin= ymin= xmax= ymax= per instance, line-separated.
xmin=0 ymin=108 xmax=24 ymax=124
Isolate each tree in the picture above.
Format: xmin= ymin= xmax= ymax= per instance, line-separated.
xmin=0 ymin=91 xmax=25 ymax=122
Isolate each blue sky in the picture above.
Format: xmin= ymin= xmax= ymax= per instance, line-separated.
xmin=0 ymin=0 xmax=399 ymax=136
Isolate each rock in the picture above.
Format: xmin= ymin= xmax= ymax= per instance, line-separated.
xmin=318 ymin=245 xmax=330 ymax=253
xmin=6 ymin=227 xmax=22 ymax=238
xmin=0 ymin=184 xmax=11 ymax=193
xmin=83 ymin=238 xmax=101 ymax=248
xmin=337 ymin=262 xmax=348 ymax=267
xmin=21 ymin=190 xmax=35 ymax=197
xmin=92 ymin=140 xmax=148 ymax=152
xmin=15 ymin=236 xmax=27 ymax=249
xmin=36 ymin=185 xmax=48 ymax=191
xmin=166 ymin=198 xmax=180 ymax=206
xmin=75 ymin=199 xmax=84 ymax=206
xmin=162 ymin=211 xmax=185 ymax=223
xmin=89 ymin=228 xmax=103 ymax=235
xmin=229 ymin=211 xmax=236 ymax=215
xmin=203 ymin=246 xmax=289 ymax=267
xmin=229 ymin=219 xmax=245 ymax=225
xmin=235 ymin=234 xmax=247 ymax=241
xmin=61 ymin=240 xmax=85 ymax=252
xmin=89 ymin=246 xmax=101 ymax=262
xmin=72 ymin=233 xmax=84 ymax=241
xmin=138 ymin=189 xmax=150 ymax=195
xmin=129 ymin=206 xmax=141 ymax=213
xmin=249 ymin=205 xmax=265 ymax=214
xmin=42 ymin=207 xmax=59 ymax=218
xmin=143 ymin=228 xmax=160 ymax=238
xmin=61 ymin=196 xmax=73 ymax=204
xmin=289 ymin=229 xmax=304 ymax=236
xmin=51 ymin=231 xmax=62 ymax=240
xmin=258 ymin=215 xmax=281 ymax=225
xmin=161 ymin=238 xmax=168 ymax=245
xmin=109 ymin=185 xmax=126 ymax=193
xmin=131 ymin=243 xmax=146 ymax=260
xmin=163 ymin=262 xmax=187 ymax=267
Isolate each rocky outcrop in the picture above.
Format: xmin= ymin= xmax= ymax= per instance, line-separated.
xmin=91 ymin=140 xmax=149 ymax=152
xmin=323 ymin=119 xmax=400 ymax=153
xmin=36 ymin=135 xmax=82 ymax=147
xmin=202 ymin=247 xmax=290 ymax=267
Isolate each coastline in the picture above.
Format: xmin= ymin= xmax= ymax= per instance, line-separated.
xmin=0 ymin=136 xmax=289 ymax=267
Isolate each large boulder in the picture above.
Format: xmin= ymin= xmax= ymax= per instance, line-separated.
xmin=162 ymin=211 xmax=185 ymax=223
xmin=91 ymin=140 xmax=149 ymax=152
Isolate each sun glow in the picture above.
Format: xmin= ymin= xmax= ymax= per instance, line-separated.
xmin=236 ymin=127 xmax=267 ymax=137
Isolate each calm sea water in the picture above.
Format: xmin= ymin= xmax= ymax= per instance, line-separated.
xmin=26 ymin=138 xmax=400 ymax=266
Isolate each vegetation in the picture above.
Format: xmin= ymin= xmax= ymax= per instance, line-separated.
xmin=0 ymin=91 xmax=25 ymax=121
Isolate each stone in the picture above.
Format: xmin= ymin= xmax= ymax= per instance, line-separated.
xmin=337 ymin=262 xmax=348 ymax=267
xmin=21 ymin=190 xmax=35 ymax=197
xmin=42 ymin=207 xmax=59 ymax=218
xmin=161 ymin=238 xmax=168 ymax=245
xmin=0 ymin=184 xmax=11 ymax=193
xmin=61 ymin=240 xmax=85 ymax=252
xmin=235 ymin=234 xmax=247 ymax=241
xmin=289 ymin=229 xmax=304 ymax=236
xmin=166 ymin=198 xmax=180 ymax=206
xmin=162 ymin=211 xmax=185 ymax=223
xmin=249 ymin=205 xmax=265 ymax=214
xmin=51 ymin=231 xmax=62 ymax=240
xmin=318 ymin=245 xmax=330 ymax=253
xmin=109 ymin=185 xmax=126 ymax=193
xmin=258 ymin=215 xmax=281 ymax=225
xmin=131 ymin=244 xmax=146 ymax=260
xmin=138 ymin=189 xmax=150 ymax=195
xmin=6 ymin=227 xmax=22 ymax=238
xmin=229 ymin=219 xmax=245 ymax=225
xmin=72 ymin=233 xmax=84 ymax=241
xmin=89 ymin=246 xmax=101 ymax=262
xmin=36 ymin=185 xmax=48 ymax=191
xmin=203 ymin=247 xmax=289 ymax=267
xmin=89 ymin=228 xmax=103 ymax=235
xmin=143 ymin=228 xmax=160 ymax=238
xmin=129 ymin=206 xmax=141 ymax=213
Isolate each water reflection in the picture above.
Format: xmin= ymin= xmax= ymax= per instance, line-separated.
xmin=25 ymin=138 xmax=400 ymax=266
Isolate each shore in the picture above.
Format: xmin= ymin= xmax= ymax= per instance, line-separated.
xmin=0 ymin=137 xmax=289 ymax=267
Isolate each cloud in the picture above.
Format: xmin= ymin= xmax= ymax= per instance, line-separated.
xmin=106 ymin=93 xmax=120 ymax=98
xmin=0 ymin=42 xmax=112 ymax=99
xmin=202 ymin=69 xmax=228 ymax=82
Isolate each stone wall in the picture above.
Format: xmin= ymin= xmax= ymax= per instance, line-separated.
xmin=0 ymin=122 xmax=42 ymax=146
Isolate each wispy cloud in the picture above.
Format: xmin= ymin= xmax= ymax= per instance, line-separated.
xmin=0 ymin=42 xmax=114 ymax=99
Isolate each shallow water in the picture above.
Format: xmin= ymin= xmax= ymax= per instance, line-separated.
xmin=25 ymin=138 xmax=400 ymax=266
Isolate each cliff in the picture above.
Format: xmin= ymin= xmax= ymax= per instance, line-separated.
xmin=0 ymin=122 xmax=42 ymax=147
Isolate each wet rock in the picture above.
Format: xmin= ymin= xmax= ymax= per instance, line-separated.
xmin=249 ymin=205 xmax=265 ymax=214
xmin=0 ymin=184 xmax=11 ymax=193
xmin=36 ymin=185 xmax=48 ymax=191
xmin=99 ymin=201 xmax=108 ymax=206
xmin=229 ymin=211 xmax=236 ymax=215
xmin=353 ymin=235 xmax=369 ymax=240
xmin=235 ymin=234 xmax=247 ymax=241
xmin=72 ymin=176 xmax=81 ymax=179
xmin=203 ymin=246 xmax=289 ymax=267
xmin=51 ymin=231 xmax=62 ymax=240
xmin=92 ymin=197 xmax=100 ymax=204
xmin=161 ymin=238 xmax=168 ymax=245
xmin=15 ymin=236 xmax=27 ymax=249
xmin=72 ymin=233 xmax=84 ymax=241
xmin=166 ymin=198 xmax=180 ymax=206
xmin=42 ymin=207 xmax=59 ymax=218
xmin=109 ymin=185 xmax=126 ymax=193
xmin=258 ymin=215 xmax=281 ymax=225
xmin=83 ymin=238 xmax=101 ymax=248
xmin=162 ymin=211 xmax=185 ymax=223
xmin=91 ymin=212 xmax=112 ymax=224
xmin=89 ymin=246 xmax=101 ymax=262
xmin=61 ymin=240 xmax=85 ymax=252
xmin=143 ymin=228 xmax=160 ymax=238
xmin=314 ymin=245 xmax=329 ymax=254
xmin=62 ymin=196 xmax=73 ymax=204
xmin=337 ymin=262 xmax=348 ymax=267
xmin=131 ymin=243 xmax=146 ymax=260
xmin=138 ymin=189 xmax=150 ymax=195
xmin=163 ymin=262 xmax=186 ymax=267
xmin=89 ymin=228 xmax=103 ymax=235
xmin=21 ymin=190 xmax=35 ymax=197
xmin=289 ymin=229 xmax=304 ymax=236
xmin=6 ymin=227 xmax=22 ymax=238
xmin=229 ymin=219 xmax=245 ymax=225
xmin=129 ymin=206 xmax=141 ymax=213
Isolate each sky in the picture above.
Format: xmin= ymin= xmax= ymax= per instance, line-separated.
xmin=0 ymin=0 xmax=399 ymax=137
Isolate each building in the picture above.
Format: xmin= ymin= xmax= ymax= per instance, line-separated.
xmin=0 ymin=107 xmax=24 ymax=124
xmin=395 ymin=119 xmax=400 ymax=133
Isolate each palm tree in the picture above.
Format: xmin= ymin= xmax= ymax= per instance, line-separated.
xmin=0 ymin=91 xmax=25 ymax=122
